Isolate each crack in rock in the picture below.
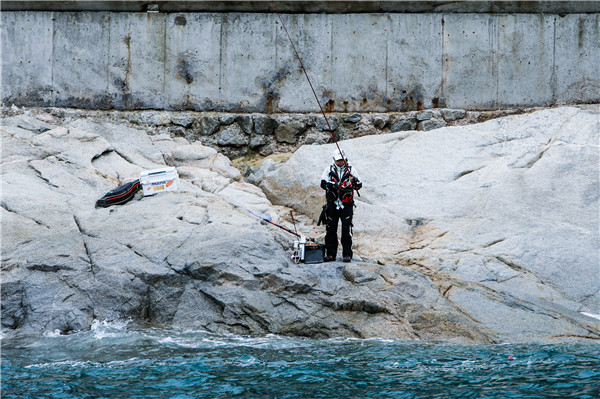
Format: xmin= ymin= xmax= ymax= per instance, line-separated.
xmin=515 ymin=138 xmax=557 ymax=169
xmin=26 ymin=264 xmax=75 ymax=272
xmin=1 ymin=202 xmax=50 ymax=229
xmin=453 ymin=166 xmax=484 ymax=181
xmin=28 ymin=162 xmax=60 ymax=188
xmin=72 ymin=215 xmax=97 ymax=277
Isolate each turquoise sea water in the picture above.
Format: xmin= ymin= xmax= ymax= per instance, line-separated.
xmin=2 ymin=320 xmax=599 ymax=398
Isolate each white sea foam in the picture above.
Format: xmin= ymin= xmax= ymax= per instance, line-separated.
xmin=26 ymin=360 xmax=93 ymax=369
xmin=25 ymin=357 xmax=143 ymax=369
xmin=42 ymin=329 xmax=64 ymax=337
xmin=91 ymin=319 xmax=131 ymax=339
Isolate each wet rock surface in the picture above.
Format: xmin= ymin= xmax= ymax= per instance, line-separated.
xmin=1 ymin=106 xmax=599 ymax=344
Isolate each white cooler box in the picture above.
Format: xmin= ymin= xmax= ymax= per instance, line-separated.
xmin=140 ymin=167 xmax=178 ymax=196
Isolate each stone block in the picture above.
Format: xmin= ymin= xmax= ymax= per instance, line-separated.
xmin=315 ymin=115 xmax=339 ymax=132
xmin=249 ymin=134 xmax=270 ymax=149
xmin=254 ymin=115 xmax=278 ymax=135
xmin=345 ymin=113 xmax=362 ymax=123
xmin=220 ymin=13 xmax=278 ymax=112
xmin=495 ymin=14 xmax=555 ymax=107
xmin=275 ymin=120 xmax=306 ymax=144
xmin=217 ymin=124 xmax=248 ymax=146
xmin=220 ymin=114 xmax=236 ymax=125
xmin=52 ymin=12 xmax=111 ymax=108
xmin=372 ymin=114 xmax=390 ymax=129
xmin=108 ymin=12 xmax=167 ymax=108
xmin=194 ymin=116 xmax=220 ymax=136
xmin=390 ymin=117 xmax=417 ymax=132
xmin=417 ymin=111 xmax=433 ymax=121
xmin=236 ymin=115 xmax=253 ymax=134
xmin=440 ymin=109 xmax=467 ymax=121
xmin=419 ymin=118 xmax=446 ymax=131
xmin=387 ymin=14 xmax=444 ymax=110
xmin=442 ymin=14 xmax=496 ymax=109
xmin=554 ymin=14 xmax=600 ymax=104
xmin=170 ymin=113 xmax=195 ymax=128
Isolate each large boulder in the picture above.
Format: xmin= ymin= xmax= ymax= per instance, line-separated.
xmin=1 ymin=109 xmax=490 ymax=343
xmin=260 ymin=106 xmax=600 ymax=343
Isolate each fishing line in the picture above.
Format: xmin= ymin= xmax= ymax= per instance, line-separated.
xmin=270 ymin=2 xmax=352 ymax=173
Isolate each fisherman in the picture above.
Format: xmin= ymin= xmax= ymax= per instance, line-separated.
xmin=320 ymin=149 xmax=362 ymax=262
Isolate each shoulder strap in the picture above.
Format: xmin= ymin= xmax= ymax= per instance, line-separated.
xmin=329 ymin=164 xmax=339 ymax=182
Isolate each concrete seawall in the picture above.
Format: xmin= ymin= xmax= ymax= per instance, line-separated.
xmin=2 ymin=10 xmax=599 ymax=112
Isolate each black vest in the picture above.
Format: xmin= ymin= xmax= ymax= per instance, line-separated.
xmin=326 ymin=165 xmax=354 ymax=203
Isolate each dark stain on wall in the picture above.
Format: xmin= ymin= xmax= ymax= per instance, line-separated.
xmin=256 ymin=65 xmax=292 ymax=113
xmin=325 ymin=99 xmax=335 ymax=112
xmin=122 ymin=34 xmax=132 ymax=108
xmin=432 ymin=97 xmax=447 ymax=108
xmin=264 ymin=93 xmax=276 ymax=114
xmin=400 ymin=86 xmax=425 ymax=111
xmin=174 ymin=15 xmax=187 ymax=26
xmin=176 ymin=55 xmax=195 ymax=85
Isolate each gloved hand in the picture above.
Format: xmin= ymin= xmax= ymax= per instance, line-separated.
xmin=327 ymin=182 xmax=339 ymax=191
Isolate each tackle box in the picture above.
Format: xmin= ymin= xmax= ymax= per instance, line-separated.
xmin=303 ymin=242 xmax=325 ymax=264
xmin=140 ymin=167 xmax=178 ymax=196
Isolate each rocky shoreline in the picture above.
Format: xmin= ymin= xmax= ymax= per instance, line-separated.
xmin=1 ymin=105 xmax=599 ymax=343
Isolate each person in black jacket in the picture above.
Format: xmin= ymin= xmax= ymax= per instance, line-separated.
xmin=320 ymin=150 xmax=362 ymax=262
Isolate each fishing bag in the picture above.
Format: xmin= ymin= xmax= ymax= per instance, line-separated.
xmin=95 ymin=180 xmax=141 ymax=208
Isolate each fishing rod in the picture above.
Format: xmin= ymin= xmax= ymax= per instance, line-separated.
xmin=289 ymin=210 xmax=299 ymax=236
xmin=270 ymin=1 xmax=358 ymax=192
xmin=247 ymin=209 xmax=301 ymax=238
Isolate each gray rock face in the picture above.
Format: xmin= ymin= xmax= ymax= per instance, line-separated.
xmin=170 ymin=113 xmax=196 ymax=128
xmin=253 ymin=115 xmax=278 ymax=135
xmin=217 ymin=124 xmax=249 ymax=147
xmin=21 ymin=107 xmax=531 ymax=162
xmin=420 ymin=118 xmax=447 ymax=131
xmin=249 ymin=134 xmax=270 ymax=149
xmin=275 ymin=117 xmax=307 ymax=144
xmin=315 ymin=115 xmax=339 ymax=132
xmin=390 ymin=116 xmax=418 ymax=132
xmin=2 ymin=109 xmax=487 ymax=343
xmin=236 ymin=115 xmax=253 ymax=134
xmin=219 ymin=113 xmax=236 ymax=125
xmin=345 ymin=113 xmax=362 ymax=123
xmin=260 ymin=106 xmax=600 ymax=343
xmin=417 ymin=111 xmax=433 ymax=121
xmin=195 ymin=115 xmax=220 ymax=136
xmin=441 ymin=109 xmax=467 ymax=121
xmin=373 ymin=114 xmax=390 ymax=129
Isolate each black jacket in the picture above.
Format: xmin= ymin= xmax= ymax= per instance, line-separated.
xmin=320 ymin=163 xmax=362 ymax=204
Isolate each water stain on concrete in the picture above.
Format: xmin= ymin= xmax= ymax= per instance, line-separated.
xmin=176 ymin=56 xmax=195 ymax=84
xmin=174 ymin=15 xmax=187 ymax=26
